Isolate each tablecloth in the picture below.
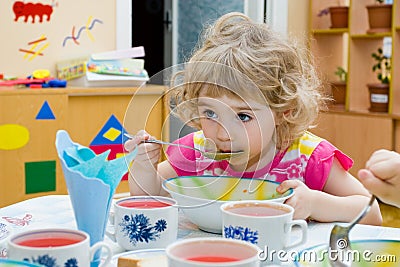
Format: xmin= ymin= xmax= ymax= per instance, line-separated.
xmin=1 ymin=195 xmax=399 ymax=266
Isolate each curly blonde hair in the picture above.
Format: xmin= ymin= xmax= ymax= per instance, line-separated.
xmin=168 ymin=12 xmax=324 ymax=150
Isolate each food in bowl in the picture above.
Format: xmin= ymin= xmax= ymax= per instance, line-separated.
xmin=162 ymin=176 xmax=293 ymax=233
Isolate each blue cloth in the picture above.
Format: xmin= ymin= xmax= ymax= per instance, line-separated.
xmin=55 ymin=130 xmax=136 ymax=267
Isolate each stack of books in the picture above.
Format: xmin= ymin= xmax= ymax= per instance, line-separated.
xmin=68 ymin=46 xmax=149 ymax=87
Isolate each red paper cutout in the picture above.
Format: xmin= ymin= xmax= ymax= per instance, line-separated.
xmin=13 ymin=1 xmax=53 ymax=23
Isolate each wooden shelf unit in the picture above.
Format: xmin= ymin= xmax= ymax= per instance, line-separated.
xmin=309 ymin=0 xmax=400 ymax=175
xmin=309 ymin=0 xmax=399 ymax=113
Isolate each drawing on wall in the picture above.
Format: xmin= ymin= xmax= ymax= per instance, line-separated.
xmin=13 ymin=1 xmax=57 ymax=23
xmin=19 ymin=35 xmax=50 ymax=60
xmin=62 ymin=16 xmax=103 ymax=47
xmin=89 ymin=114 xmax=130 ymax=181
xmin=0 ymin=124 xmax=29 ymax=150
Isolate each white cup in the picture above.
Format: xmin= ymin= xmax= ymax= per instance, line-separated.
xmin=0 ymin=222 xmax=12 ymax=258
xmin=166 ymin=237 xmax=261 ymax=267
xmin=7 ymin=228 xmax=112 ymax=267
xmin=221 ymin=201 xmax=307 ymax=264
xmin=106 ymin=196 xmax=178 ymax=251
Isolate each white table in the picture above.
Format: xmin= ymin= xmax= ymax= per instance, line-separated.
xmin=1 ymin=195 xmax=399 ymax=266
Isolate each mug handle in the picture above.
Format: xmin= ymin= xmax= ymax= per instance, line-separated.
xmin=284 ymin=219 xmax=308 ymax=249
xmin=105 ymin=211 xmax=116 ymax=242
xmin=90 ymin=241 xmax=112 ymax=267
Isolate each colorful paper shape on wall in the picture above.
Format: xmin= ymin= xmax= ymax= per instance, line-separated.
xmin=13 ymin=1 xmax=54 ymax=23
xmin=90 ymin=114 xmax=129 ymax=145
xmin=89 ymin=114 xmax=130 ymax=181
xmin=36 ymin=100 xmax=55 ymax=120
xmin=19 ymin=35 xmax=50 ymax=60
xmin=62 ymin=16 xmax=103 ymax=47
xmin=25 ymin=160 xmax=56 ymax=194
xmin=0 ymin=124 xmax=29 ymax=150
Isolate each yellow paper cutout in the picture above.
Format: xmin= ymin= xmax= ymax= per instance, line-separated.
xmin=0 ymin=124 xmax=30 ymax=150
xmin=103 ymin=127 xmax=121 ymax=142
xmin=115 ymin=153 xmax=124 ymax=158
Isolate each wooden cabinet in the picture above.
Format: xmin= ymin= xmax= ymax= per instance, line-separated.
xmin=308 ymin=0 xmax=400 ymax=174
xmin=310 ymin=112 xmax=393 ymax=176
xmin=0 ymin=85 xmax=167 ymax=206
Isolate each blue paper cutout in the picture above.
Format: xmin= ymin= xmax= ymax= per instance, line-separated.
xmin=36 ymin=101 xmax=55 ymax=120
xmin=90 ymin=114 xmax=130 ymax=146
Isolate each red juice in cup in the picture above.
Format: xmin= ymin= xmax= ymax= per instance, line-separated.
xmin=118 ymin=199 xmax=172 ymax=209
xmin=187 ymin=256 xmax=240 ymax=262
xmin=225 ymin=203 xmax=290 ymax=217
xmin=17 ymin=237 xmax=82 ymax=248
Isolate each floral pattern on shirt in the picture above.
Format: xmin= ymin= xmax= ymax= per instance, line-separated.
xmin=269 ymin=154 xmax=308 ymax=182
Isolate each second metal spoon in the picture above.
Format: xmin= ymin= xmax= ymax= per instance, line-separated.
xmin=328 ymin=195 xmax=376 ymax=266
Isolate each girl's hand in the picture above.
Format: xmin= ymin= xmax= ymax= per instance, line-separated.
xmin=124 ymin=130 xmax=161 ymax=169
xmin=276 ymin=180 xmax=315 ymax=220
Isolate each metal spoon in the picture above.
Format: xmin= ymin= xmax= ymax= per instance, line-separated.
xmin=124 ymin=133 xmax=243 ymax=160
xmin=328 ymin=195 xmax=376 ymax=266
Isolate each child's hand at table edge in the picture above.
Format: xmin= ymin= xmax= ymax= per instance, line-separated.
xmin=277 ymin=180 xmax=315 ymax=220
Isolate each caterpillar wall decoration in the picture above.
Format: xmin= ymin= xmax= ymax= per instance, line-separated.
xmin=13 ymin=1 xmax=57 ymax=23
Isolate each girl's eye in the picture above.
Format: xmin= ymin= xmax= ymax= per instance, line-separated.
xmin=204 ymin=109 xmax=217 ymax=119
xmin=238 ymin=113 xmax=251 ymax=122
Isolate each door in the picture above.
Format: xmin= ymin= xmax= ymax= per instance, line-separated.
xmin=116 ymin=0 xmax=277 ymax=141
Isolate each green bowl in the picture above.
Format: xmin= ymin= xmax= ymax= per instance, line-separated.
xmin=162 ymin=176 xmax=293 ymax=233
xmin=0 ymin=259 xmax=42 ymax=267
xmin=295 ymin=239 xmax=400 ymax=267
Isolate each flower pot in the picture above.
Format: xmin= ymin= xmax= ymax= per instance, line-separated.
xmin=367 ymin=83 xmax=389 ymax=113
xmin=330 ymin=81 xmax=346 ymax=105
xmin=366 ymin=4 xmax=392 ymax=34
xmin=329 ymin=6 xmax=348 ymax=28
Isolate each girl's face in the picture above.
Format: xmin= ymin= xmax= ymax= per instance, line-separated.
xmin=197 ymin=91 xmax=277 ymax=172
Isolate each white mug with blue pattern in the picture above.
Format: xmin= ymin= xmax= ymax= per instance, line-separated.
xmin=221 ymin=201 xmax=307 ymax=265
xmin=7 ymin=228 xmax=112 ymax=267
xmin=106 ymin=195 xmax=178 ymax=251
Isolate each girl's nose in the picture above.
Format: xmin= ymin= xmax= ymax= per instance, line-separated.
xmin=216 ymin=122 xmax=231 ymax=142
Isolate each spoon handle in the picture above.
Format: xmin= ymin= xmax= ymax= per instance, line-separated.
xmin=144 ymin=139 xmax=202 ymax=153
xmin=349 ymin=195 xmax=376 ymax=228
xmin=124 ymin=133 xmax=202 ymax=153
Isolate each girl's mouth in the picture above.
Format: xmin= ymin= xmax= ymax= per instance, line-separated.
xmin=204 ymin=139 xmax=243 ymax=155
xmin=217 ymin=148 xmax=244 ymax=154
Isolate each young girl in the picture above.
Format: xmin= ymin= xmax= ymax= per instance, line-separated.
xmin=125 ymin=12 xmax=382 ymax=225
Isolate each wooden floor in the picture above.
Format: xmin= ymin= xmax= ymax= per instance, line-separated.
xmin=380 ymin=202 xmax=400 ymax=228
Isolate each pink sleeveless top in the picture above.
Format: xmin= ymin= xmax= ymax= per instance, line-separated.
xmin=166 ymin=131 xmax=353 ymax=191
